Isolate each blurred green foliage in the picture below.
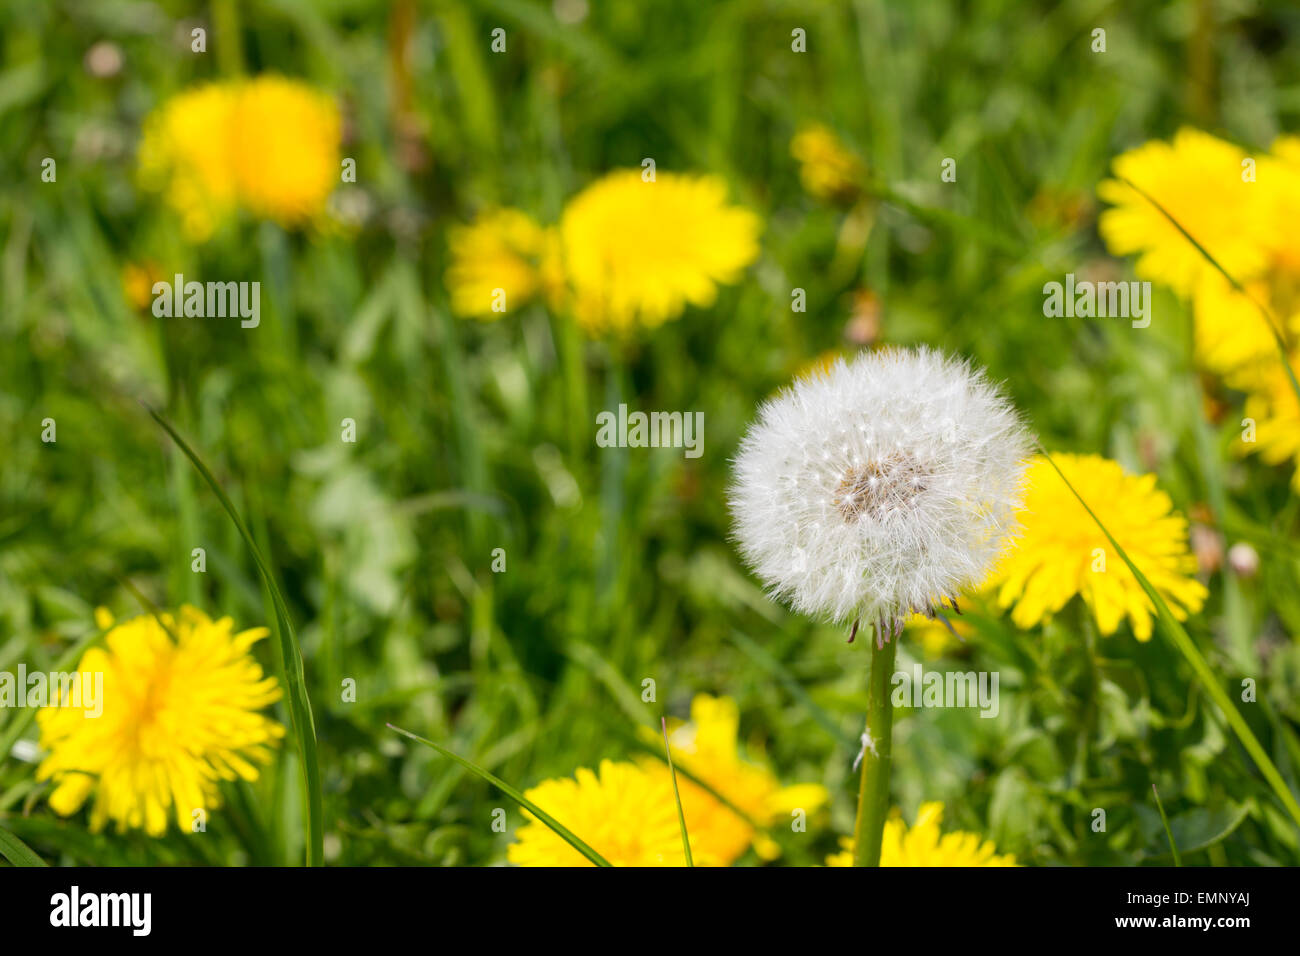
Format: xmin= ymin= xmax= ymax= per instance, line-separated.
xmin=2 ymin=0 xmax=1300 ymax=866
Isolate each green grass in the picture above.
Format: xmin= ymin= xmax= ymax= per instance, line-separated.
xmin=2 ymin=0 xmax=1300 ymax=867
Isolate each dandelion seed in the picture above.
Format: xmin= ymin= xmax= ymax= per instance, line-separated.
xmin=853 ymin=731 xmax=877 ymax=771
xmin=729 ymin=347 xmax=1031 ymax=632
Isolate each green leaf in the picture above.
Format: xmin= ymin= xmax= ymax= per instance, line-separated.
xmin=0 ymin=822 xmax=47 ymax=866
xmin=1039 ymin=448 xmax=1300 ymax=831
xmin=386 ymin=724 xmax=612 ymax=867
xmin=145 ymin=406 xmax=324 ymax=867
xmin=1162 ymin=803 xmax=1252 ymax=858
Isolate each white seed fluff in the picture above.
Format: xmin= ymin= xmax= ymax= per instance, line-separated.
xmin=729 ymin=347 xmax=1031 ymax=639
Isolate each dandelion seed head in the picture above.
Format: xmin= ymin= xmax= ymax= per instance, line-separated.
xmin=729 ymin=347 xmax=1031 ymax=627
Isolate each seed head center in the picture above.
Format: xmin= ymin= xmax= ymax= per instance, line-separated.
xmin=834 ymin=454 xmax=928 ymax=522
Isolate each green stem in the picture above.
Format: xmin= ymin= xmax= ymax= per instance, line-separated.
xmin=852 ymin=632 xmax=898 ymax=866
xmin=212 ymin=0 xmax=246 ymax=78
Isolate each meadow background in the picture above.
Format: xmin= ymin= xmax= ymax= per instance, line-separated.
xmin=2 ymin=0 xmax=1300 ymax=866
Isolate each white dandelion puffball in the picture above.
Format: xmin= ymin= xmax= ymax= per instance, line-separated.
xmin=729 ymin=347 xmax=1031 ymax=642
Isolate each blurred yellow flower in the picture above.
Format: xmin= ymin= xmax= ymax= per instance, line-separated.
xmin=139 ymin=76 xmax=340 ymax=240
xmin=1256 ymin=135 xmax=1300 ymax=276
xmin=794 ymin=348 xmax=852 ymax=383
xmin=791 ymin=124 xmax=865 ymax=202
xmin=507 ymin=759 xmax=690 ymax=866
xmin=826 ymin=801 xmax=1016 ymax=866
xmin=1239 ymin=356 xmax=1300 ymax=492
xmin=138 ymin=83 xmax=240 ymax=240
xmin=1190 ymin=272 xmax=1298 ymax=387
xmin=121 ymin=261 xmax=163 ymax=311
xmin=992 ymin=454 xmax=1206 ymax=641
xmin=905 ymin=610 xmax=974 ymax=659
xmin=445 ymin=208 xmax=562 ymax=319
xmin=1098 ymin=129 xmax=1267 ymax=298
xmin=230 ymin=76 xmax=342 ymax=227
xmin=641 ymin=694 xmax=828 ymax=865
xmin=36 ymin=606 xmax=284 ymax=836
xmin=558 ymin=170 xmax=761 ymax=335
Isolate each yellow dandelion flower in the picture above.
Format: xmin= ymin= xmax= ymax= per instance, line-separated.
xmin=791 ymin=124 xmax=866 ymax=203
xmin=139 ymin=76 xmax=340 ymax=240
xmin=230 ymin=76 xmax=341 ymax=228
xmin=138 ymin=83 xmax=240 ymax=241
xmin=1190 ymin=272 xmax=1300 ymax=386
xmin=507 ymin=759 xmax=690 ymax=867
xmin=992 ymin=454 xmax=1207 ymax=641
xmin=826 ymin=802 xmax=1016 ymax=866
xmin=1239 ymin=356 xmax=1300 ymax=492
xmin=557 ymin=170 xmax=761 ymax=335
xmin=445 ymin=208 xmax=563 ymax=319
xmin=640 ymin=694 xmax=828 ymax=865
xmin=36 ymin=606 xmax=284 ymax=836
xmin=1255 ymin=136 xmax=1300 ymax=277
xmin=1098 ymin=129 xmax=1267 ymax=298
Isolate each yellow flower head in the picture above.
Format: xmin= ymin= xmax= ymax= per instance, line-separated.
xmin=507 ymin=759 xmax=689 ymax=867
xmin=138 ymin=83 xmax=240 ymax=240
xmin=139 ymin=76 xmax=340 ymax=240
xmin=1190 ymin=273 xmax=1298 ymax=386
xmin=36 ymin=606 xmax=284 ymax=836
xmin=1098 ymin=129 xmax=1267 ymax=298
xmin=1239 ymin=356 xmax=1300 ymax=492
xmin=992 ymin=454 xmax=1207 ymax=641
xmin=1256 ymin=135 xmax=1300 ymax=277
xmin=230 ymin=76 xmax=341 ymax=227
xmin=791 ymin=124 xmax=865 ymax=202
xmin=557 ymin=170 xmax=761 ymax=335
xmin=826 ymin=801 xmax=1016 ymax=866
xmin=641 ymin=694 xmax=828 ymax=865
xmin=445 ymin=208 xmax=563 ymax=319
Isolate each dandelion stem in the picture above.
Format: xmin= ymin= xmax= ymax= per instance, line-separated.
xmin=852 ymin=631 xmax=897 ymax=866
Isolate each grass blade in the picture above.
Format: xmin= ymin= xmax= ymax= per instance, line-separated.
xmin=1040 ymin=447 xmax=1300 ymax=830
xmin=145 ymin=406 xmax=324 ymax=867
xmin=661 ymin=717 xmax=693 ymax=867
xmin=1151 ymin=784 xmax=1181 ymax=866
xmin=386 ymin=724 xmax=612 ymax=867
xmin=0 ymin=821 xmax=48 ymax=866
